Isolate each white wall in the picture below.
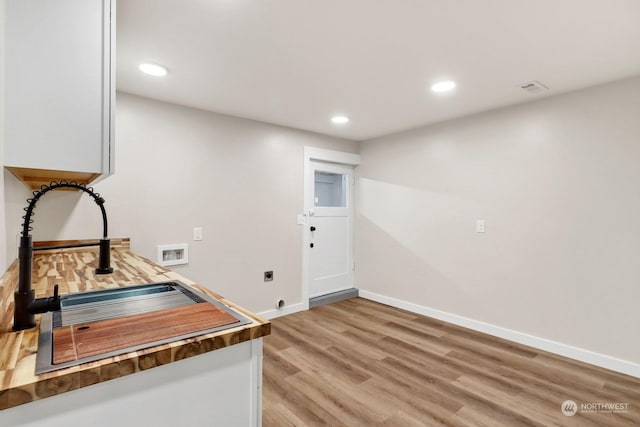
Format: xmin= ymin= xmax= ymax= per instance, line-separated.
xmin=356 ymin=76 xmax=640 ymax=367
xmin=3 ymin=93 xmax=357 ymax=314
xmin=0 ymin=0 xmax=7 ymax=273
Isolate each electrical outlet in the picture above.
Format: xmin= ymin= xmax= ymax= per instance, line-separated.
xmin=264 ymin=271 xmax=274 ymax=282
xmin=476 ymin=219 xmax=486 ymax=233
xmin=193 ymin=227 xmax=203 ymax=241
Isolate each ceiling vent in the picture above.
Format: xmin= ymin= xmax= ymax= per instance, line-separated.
xmin=520 ymin=80 xmax=549 ymax=93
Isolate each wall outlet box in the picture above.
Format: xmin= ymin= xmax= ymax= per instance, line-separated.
xmin=157 ymin=243 xmax=189 ymax=266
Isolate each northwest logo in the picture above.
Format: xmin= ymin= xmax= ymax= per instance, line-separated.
xmin=561 ymin=400 xmax=578 ymax=417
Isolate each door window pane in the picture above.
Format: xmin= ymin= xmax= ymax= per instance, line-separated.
xmin=314 ymin=171 xmax=347 ymax=207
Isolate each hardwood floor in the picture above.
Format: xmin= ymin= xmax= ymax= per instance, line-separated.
xmin=262 ymin=298 xmax=640 ymax=426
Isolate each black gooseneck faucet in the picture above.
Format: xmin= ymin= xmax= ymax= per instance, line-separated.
xmin=12 ymin=180 xmax=113 ymax=331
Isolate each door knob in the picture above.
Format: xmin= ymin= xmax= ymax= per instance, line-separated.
xmin=310 ymin=226 xmax=316 ymax=232
xmin=310 ymin=243 xmax=314 ymax=248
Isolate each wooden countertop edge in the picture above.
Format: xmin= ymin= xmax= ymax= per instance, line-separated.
xmin=0 ymin=242 xmax=270 ymax=411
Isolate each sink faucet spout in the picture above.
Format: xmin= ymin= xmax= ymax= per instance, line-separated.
xmin=12 ymin=180 xmax=113 ymax=331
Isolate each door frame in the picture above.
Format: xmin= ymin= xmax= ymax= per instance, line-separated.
xmin=302 ymin=147 xmax=361 ymax=310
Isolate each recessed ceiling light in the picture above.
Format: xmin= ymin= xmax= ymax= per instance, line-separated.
xmin=139 ymin=63 xmax=168 ymax=77
xmin=431 ymin=80 xmax=456 ymax=93
xmin=331 ymin=115 xmax=349 ymax=124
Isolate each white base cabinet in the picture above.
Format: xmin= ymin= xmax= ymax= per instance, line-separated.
xmin=0 ymin=339 xmax=264 ymax=427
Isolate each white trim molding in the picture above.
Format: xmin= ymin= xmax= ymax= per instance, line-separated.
xmin=258 ymin=302 xmax=305 ymax=320
xmin=359 ymin=290 xmax=640 ymax=379
xmin=249 ymin=338 xmax=263 ymax=427
xmin=304 ymin=146 xmax=361 ymax=166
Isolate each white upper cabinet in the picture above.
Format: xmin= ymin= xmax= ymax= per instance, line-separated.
xmin=4 ymin=0 xmax=115 ymax=188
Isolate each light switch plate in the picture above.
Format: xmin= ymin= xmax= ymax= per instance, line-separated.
xmin=193 ymin=227 xmax=203 ymax=241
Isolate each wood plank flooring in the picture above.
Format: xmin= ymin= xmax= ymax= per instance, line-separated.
xmin=262 ymin=298 xmax=640 ymax=426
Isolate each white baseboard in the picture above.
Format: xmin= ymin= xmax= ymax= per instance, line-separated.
xmin=258 ymin=302 xmax=306 ymax=320
xmin=359 ymin=290 xmax=640 ymax=379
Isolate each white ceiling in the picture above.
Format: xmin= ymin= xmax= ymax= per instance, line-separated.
xmin=116 ymin=0 xmax=640 ymax=141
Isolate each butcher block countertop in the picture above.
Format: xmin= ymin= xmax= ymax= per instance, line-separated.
xmin=0 ymin=238 xmax=271 ymax=411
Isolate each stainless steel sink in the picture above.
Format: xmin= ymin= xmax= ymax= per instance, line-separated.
xmin=36 ymin=281 xmax=252 ymax=374
xmin=55 ymin=282 xmax=204 ymax=327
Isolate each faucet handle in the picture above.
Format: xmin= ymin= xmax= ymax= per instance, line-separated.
xmin=50 ymin=284 xmax=61 ymax=311
xmin=26 ymin=283 xmax=61 ymax=314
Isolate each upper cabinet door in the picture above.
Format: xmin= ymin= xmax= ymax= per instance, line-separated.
xmin=4 ymin=0 xmax=114 ymax=188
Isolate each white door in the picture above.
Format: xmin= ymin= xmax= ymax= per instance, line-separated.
xmin=306 ymin=161 xmax=354 ymax=298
